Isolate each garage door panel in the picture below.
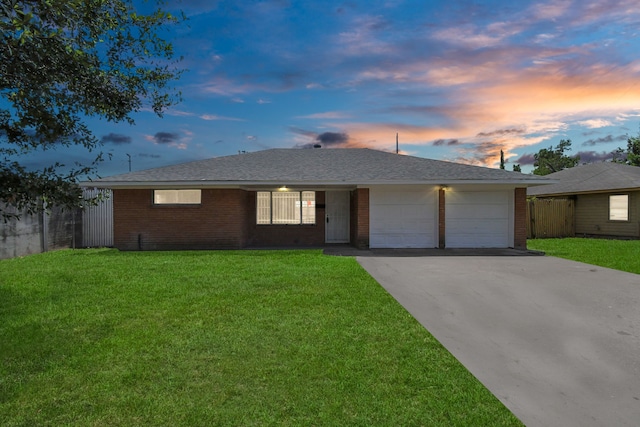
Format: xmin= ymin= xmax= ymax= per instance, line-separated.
xmin=445 ymin=190 xmax=512 ymax=248
xmin=372 ymin=220 xmax=432 ymax=233
xmin=447 ymin=219 xmax=509 ymax=234
xmin=447 ymin=204 xmax=509 ymax=219
xmin=446 ymin=191 xmax=508 ymax=204
xmin=403 ymin=204 xmax=435 ymax=217
xmin=370 ymin=187 xmax=437 ymax=248
xmin=371 ymin=232 xmax=433 ymax=247
xmin=446 ymin=234 xmax=508 ymax=248
xmin=373 ymin=191 xmax=433 ymax=205
xmin=374 ymin=205 xmax=399 ymax=218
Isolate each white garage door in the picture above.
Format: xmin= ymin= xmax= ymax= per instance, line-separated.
xmin=445 ymin=190 xmax=512 ymax=248
xmin=370 ymin=187 xmax=437 ymax=248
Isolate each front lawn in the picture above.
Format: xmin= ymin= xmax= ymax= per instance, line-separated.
xmin=528 ymin=238 xmax=640 ymax=274
xmin=0 ymin=249 xmax=520 ymax=426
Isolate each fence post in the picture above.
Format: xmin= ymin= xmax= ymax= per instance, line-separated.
xmin=41 ymin=203 xmax=48 ymax=253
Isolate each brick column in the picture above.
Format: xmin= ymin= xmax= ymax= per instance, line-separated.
xmin=438 ymin=188 xmax=446 ymax=249
xmin=353 ymin=188 xmax=369 ymax=249
xmin=514 ymin=188 xmax=527 ymax=250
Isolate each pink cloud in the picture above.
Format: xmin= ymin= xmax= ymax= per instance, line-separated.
xmin=327 ymin=56 xmax=640 ymax=168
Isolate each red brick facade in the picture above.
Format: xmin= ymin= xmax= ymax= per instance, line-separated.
xmin=514 ymin=187 xmax=527 ymax=250
xmin=113 ymin=189 xmax=328 ymax=250
xmin=112 ymin=186 xmax=527 ymax=251
xmin=113 ymin=189 xmax=249 ymax=250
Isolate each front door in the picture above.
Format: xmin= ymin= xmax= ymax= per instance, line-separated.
xmin=325 ymin=191 xmax=350 ymax=243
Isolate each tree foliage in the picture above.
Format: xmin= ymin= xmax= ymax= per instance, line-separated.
xmin=499 ymin=149 xmax=505 ymax=169
xmin=532 ymin=139 xmax=579 ymax=176
xmin=512 ymin=164 xmax=521 ymax=172
xmin=613 ymin=132 xmax=640 ymax=166
xmin=0 ymin=0 xmax=183 ymax=219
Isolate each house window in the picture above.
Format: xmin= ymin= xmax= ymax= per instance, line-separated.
xmin=154 ymin=189 xmax=201 ymax=205
xmin=609 ymin=195 xmax=629 ymax=221
xmin=257 ymin=191 xmax=316 ymax=224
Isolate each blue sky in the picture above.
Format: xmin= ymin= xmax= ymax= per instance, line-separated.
xmin=19 ymin=0 xmax=640 ymax=175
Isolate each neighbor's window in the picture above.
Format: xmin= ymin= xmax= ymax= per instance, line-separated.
xmin=154 ymin=189 xmax=201 ymax=205
xmin=257 ymin=191 xmax=315 ymax=224
xmin=609 ymin=195 xmax=629 ymax=221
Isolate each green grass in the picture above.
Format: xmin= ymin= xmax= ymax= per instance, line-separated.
xmin=528 ymin=238 xmax=640 ymax=274
xmin=0 ymin=249 xmax=520 ymax=426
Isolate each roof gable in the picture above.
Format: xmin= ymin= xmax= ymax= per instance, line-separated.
xmin=527 ymin=162 xmax=640 ymax=196
xmin=86 ymin=148 xmax=550 ymax=187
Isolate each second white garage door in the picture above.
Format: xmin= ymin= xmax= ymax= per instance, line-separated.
xmin=369 ymin=186 xmax=437 ymax=248
xmin=445 ymin=190 xmax=512 ymax=248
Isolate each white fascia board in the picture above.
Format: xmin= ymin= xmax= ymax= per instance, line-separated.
xmin=80 ymin=180 xmax=355 ymax=189
xmin=360 ymin=179 xmax=555 ymax=187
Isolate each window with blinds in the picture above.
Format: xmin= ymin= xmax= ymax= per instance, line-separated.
xmin=257 ymin=191 xmax=315 ymax=224
xmin=153 ymin=189 xmax=201 ymax=205
xmin=609 ymin=195 xmax=629 ymax=221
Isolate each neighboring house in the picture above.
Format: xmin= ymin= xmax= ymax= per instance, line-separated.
xmin=82 ymin=148 xmax=549 ymax=251
xmin=527 ymin=162 xmax=640 ymax=239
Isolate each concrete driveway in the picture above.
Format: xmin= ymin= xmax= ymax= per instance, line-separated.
xmin=357 ymin=255 xmax=640 ymax=427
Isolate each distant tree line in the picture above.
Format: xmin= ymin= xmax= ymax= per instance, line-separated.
xmin=612 ymin=133 xmax=640 ymax=167
xmin=504 ymin=130 xmax=640 ymax=176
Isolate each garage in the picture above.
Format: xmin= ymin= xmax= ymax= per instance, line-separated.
xmin=445 ymin=190 xmax=513 ymax=248
xmin=369 ymin=186 xmax=438 ymax=248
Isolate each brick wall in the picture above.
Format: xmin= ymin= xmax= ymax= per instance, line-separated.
xmin=113 ymin=189 xmax=248 ymax=250
xmin=350 ymin=188 xmax=369 ymax=249
xmin=246 ymin=191 xmax=325 ymax=247
xmin=514 ymin=187 xmax=527 ymax=250
xmin=438 ymin=188 xmax=446 ymax=249
xmin=113 ymin=187 xmax=376 ymax=250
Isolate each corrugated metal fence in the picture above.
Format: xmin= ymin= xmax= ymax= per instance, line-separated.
xmin=82 ymin=188 xmax=114 ymax=247
xmin=527 ymin=198 xmax=575 ymax=239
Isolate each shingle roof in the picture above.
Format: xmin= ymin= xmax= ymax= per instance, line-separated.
xmin=85 ymin=148 xmax=550 ymax=187
xmin=527 ymin=162 xmax=640 ymax=196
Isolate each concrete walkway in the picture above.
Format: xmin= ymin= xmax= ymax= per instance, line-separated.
xmin=357 ymin=255 xmax=640 ymax=427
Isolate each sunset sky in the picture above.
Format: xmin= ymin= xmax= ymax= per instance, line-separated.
xmin=22 ymin=0 xmax=640 ymax=175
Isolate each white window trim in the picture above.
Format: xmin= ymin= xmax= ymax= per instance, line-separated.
xmin=609 ymin=194 xmax=629 ymax=221
xmin=257 ymin=191 xmax=316 ymax=225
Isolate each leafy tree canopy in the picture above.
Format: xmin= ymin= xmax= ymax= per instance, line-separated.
xmin=0 ymin=0 xmax=183 ymax=219
xmin=532 ymin=139 xmax=579 ymax=176
xmin=613 ymin=132 xmax=640 ymax=166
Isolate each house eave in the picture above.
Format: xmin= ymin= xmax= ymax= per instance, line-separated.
xmin=82 ymin=178 xmax=553 ymax=190
xmin=529 ymin=186 xmax=640 ymax=198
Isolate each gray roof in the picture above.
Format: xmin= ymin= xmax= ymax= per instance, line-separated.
xmin=527 ymin=162 xmax=640 ymax=196
xmin=85 ymin=148 xmax=550 ymax=188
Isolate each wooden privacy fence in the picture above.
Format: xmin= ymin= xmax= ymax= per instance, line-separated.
xmin=527 ymin=198 xmax=575 ymax=239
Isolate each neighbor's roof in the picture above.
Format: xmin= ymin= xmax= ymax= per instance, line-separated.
xmin=527 ymin=162 xmax=640 ymax=197
xmin=84 ymin=148 xmax=551 ymax=188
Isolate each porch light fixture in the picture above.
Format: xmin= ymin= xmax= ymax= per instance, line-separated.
xmin=278 ymin=186 xmax=288 ymax=191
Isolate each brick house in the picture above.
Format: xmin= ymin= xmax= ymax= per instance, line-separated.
xmin=83 ymin=148 xmax=549 ymax=250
